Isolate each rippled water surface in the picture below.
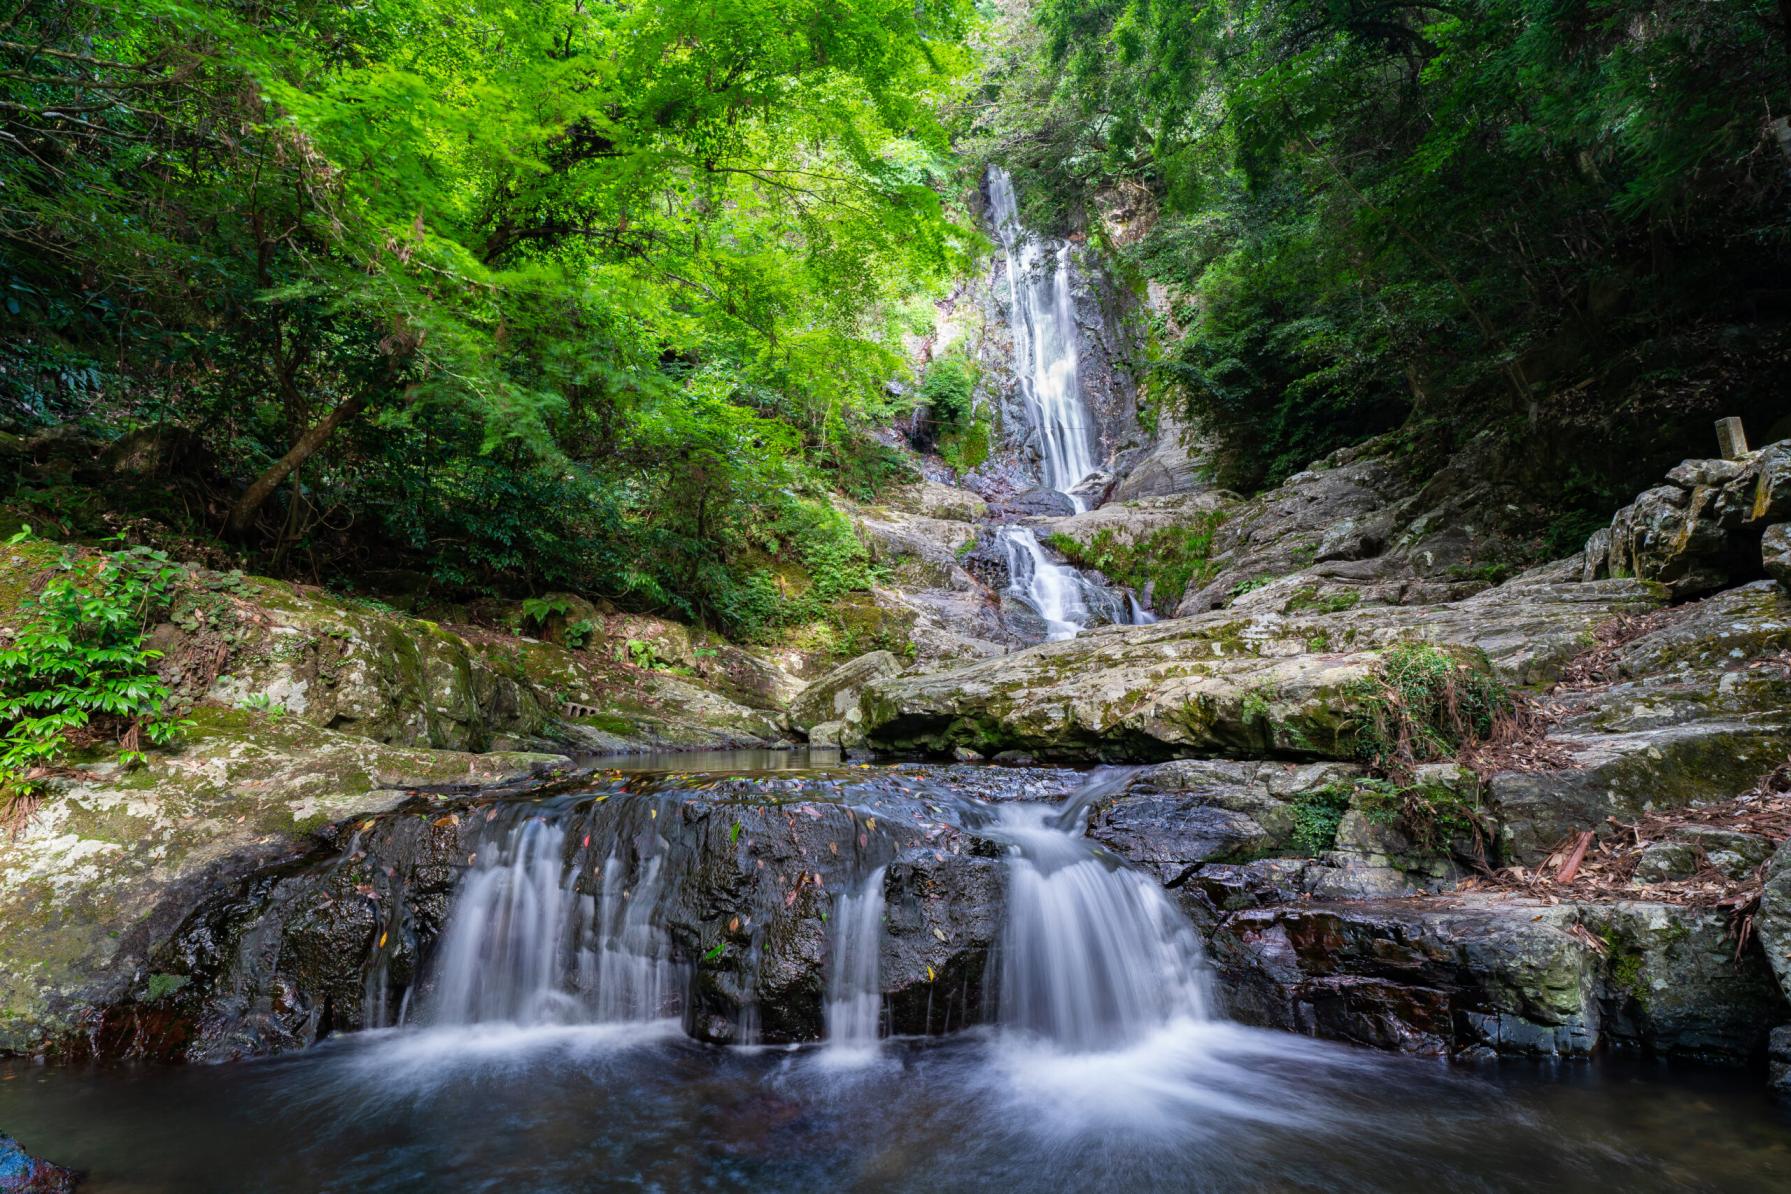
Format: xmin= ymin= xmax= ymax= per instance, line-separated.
xmin=2 ymin=1025 xmax=1788 ymax=1193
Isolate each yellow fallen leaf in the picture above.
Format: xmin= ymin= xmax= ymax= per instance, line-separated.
xmin=378 ymin=931 xmax=388 ymax=949
xmin=926 ymin=965 xmax=935 ymax=982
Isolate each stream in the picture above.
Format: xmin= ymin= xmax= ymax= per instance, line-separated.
xmin=1 ymin=754 xmax=1787 ymax=1192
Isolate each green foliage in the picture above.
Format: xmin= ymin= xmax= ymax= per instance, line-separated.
xmin=1229 ymin=576 xmax=1274 ymax=599
xmin=1046 ymin=513 xmax=1225 ymax=613
xmin=236 ymin=693 xmax=288 ymax=723
xmin=1283 ymin=587 xmax=1361 ymax=615
xmin=937 ymin=408 xmax=993 ymax=475
xmin=919 ymin=357 xmax=978 ymax=428
xmin=978 ymin=0 xmax=1790 ymax=500
xmin=520 ymin=598 xmax=572 ymax=628
xmin=1290 ymin=783 xmax=1354 ymax=856
xmin=1346 ymin=642 xmax=1509 ymax=780
xmin=0 ymin=545 xmax=191 ymax=811
xmin=1 ymin=0 xmax=978 ymax=638
xmin=1353 ymin=778 xmax=1487 ymax=854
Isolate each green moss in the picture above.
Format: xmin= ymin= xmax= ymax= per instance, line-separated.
xmin=578 ymin=713 xmax=636 ymax=736
xmin=1284 ymin=587 xmax=1360 ymax=614
xmin=1045 ymin=510 xmax=1225 ymax=613
xmin=145 ymin=972 xmax=190 ymax=1001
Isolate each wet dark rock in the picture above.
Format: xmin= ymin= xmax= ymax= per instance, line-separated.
xmin=880 ymin=850 xmax=1005 ymax=1035
xmin=145 ymin=812 xmax=466 ymax=1061
xmin=0 ymin=1134 xmax=79 ymax=1193
xmin=1771 ymin=1024 xmax=1791 ymax=1097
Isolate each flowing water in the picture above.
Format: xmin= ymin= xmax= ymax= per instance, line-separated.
xmin=3 ymin=756 xmax=1787 ymax=1192
xmin=988 ymin=165 xmax=1097 ymax=503
xmin=997 ymin=524 xmax=1127 ymax=641
xmin=822 ymin=867 xmax=887 ymax=1059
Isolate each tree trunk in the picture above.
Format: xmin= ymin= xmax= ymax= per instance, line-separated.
xmin=226 ymin=391 xmax=365 ymax=537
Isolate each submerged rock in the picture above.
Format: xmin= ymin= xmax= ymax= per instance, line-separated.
xmin=0 ymin=1134 xmax=78 ymax=1193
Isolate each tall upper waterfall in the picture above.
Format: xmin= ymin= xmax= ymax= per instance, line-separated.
xmin=988 ymin=166 xmax=1098 ymax=504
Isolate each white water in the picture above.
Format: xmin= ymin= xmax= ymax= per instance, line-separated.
xmin=988 ymin=166 xmax=1097 ymax=503
xmin=988 ymin=789 xmax=1210 ymax=1053
xmin=823 ymin=866 xmax=887 ymax=1057
xmin=426 ymin=817 xmax=681 ymax=1028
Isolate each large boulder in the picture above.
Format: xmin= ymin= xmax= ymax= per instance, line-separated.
xmin=1595 ymin=438 xmax=1791 ymax=599
xmin=791 ymin=650 xmax=904 ymax=733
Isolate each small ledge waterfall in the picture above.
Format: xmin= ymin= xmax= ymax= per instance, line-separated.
xmin=425 ymin=815 xmax=681 ymax=1029
xmin=988 ymin=777 xmax=1210 ymax=1051
xmin=998 ymin=525 xmax=1125 ymax=642
xmin=822 ymin=866 xmax=887 ymax=1055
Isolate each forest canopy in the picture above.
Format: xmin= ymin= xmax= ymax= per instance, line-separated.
xmin=971 ymin=0 xmax=1791 ymax=510
xmin=3 ymin=0 xmax=976 ymax=636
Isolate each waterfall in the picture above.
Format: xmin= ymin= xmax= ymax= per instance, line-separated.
xmin=425 ymin=814 xmax=681 ymax=1028
xmin=823 ymin=866 xmax=887 ymax=1055
xmin=987 ymin=166 xmax=1097 ymax=503
xmin=987 ymin=782 xmax=1210 ymax=1052
xmin=998 ymin=525 xmax=1117 ymax=641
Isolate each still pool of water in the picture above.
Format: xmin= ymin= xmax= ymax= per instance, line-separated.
xmin=1 ymin=1025 xmax=1787 ymax=1193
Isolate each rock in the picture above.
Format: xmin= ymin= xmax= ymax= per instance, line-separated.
xmin=1765 ymin=523 xmax=1791 ymax=590
xmin=1580 ymin=902 xmax=1788 ymax=1060
xmin=998 ymin=488 xmax=1077 ymax=518
xmin=808 ymin=720 xmax=847 ymax=748
xmin=1490 ymin=583 xmax=1791 ymax=863
xmin=1208 ymin=896 xmax=1604 ymax=1057
xmin=0 ymin=1134 xmax=78 ymax=1193
xmin=882 ymin=481 xmax=988 ymax=523
xmin=1315 ymin=513 xmax=1392 ymax=563
xmin=1771 ymin=1025 xmax=1791 ymax=1097
xmin=1761 ymin=841 xmax=1791 ymax=1006
xmin=1581 ymin=526 xmax=1611 ymax=581
xmin=1598 ymin=439 xmax=1791 ymax=599
xmin=863 ymin=576 xmax=1662 ymax=760
xmin=881 ymin=850 xmax=1005 ymax=1035
xmin=1204 ymin=892 xmax=1785 ymax=1061
xmin=1108 ymin=408 xmax=1211 ymax=502
xmin=790 ymin=650 xmax=904 ymax=733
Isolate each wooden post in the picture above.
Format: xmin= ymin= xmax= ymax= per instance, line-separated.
xmin=1715 ymin=417 xmax=1750 ymax=460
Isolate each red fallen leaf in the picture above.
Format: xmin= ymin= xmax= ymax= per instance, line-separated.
xmin=582 ymin=834 xmax=590 ymax=848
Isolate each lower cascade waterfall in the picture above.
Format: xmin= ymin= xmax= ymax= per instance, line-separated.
xmin=823 ymin=866 xmax=887 ymax=1053
xmin=987 ymin=791 xmax=1209 ymax=1051
xmin=424 ymin=811 xmax=682 ymax=1028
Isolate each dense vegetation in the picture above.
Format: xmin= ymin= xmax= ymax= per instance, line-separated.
xmin=2 ymin=0 xmax=976 ymax=638
xmin=969 ymin=0 xmax=1791 ymax=502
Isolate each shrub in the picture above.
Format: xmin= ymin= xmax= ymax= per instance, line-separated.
xmin=0 ymin=536 xmax=191 ymax=823
xmin=1346 ymin=642 xmax=1508 ymax=782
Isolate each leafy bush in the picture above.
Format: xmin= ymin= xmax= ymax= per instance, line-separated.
xmin=1289 ymin=783 xmax=1353 ymax=856
xmin=1 ymin=536 xmax=191 ymax=820
xmin=918 ymin=357 xmax=977 ymax=429
xmin=1346 ymin=642 xmax=1509 ymax=781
